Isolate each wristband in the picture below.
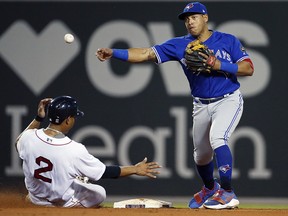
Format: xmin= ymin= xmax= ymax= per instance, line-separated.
xmin=112 ymin=49 xmax=128 ymax=61
xmin=35 ymin=115 xmax=44 ymax=122
xmin=102 ymin=166 xmax=121 ymax=178
xmin=220 ymin=62 xmax=238 ymax=74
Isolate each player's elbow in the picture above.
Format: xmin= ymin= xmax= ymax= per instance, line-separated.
xmin=238 ymin=62 xmax=254 ymax=76
xmin=243 ymin=59 xmax=254 ymax=76
xmin=247 ymin=67 xmax=254 ymax=76
xmin=237 ymin=66 xmax=254 ymax=76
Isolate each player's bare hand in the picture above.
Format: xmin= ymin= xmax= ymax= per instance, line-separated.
xmin=134 ymin=157 xmax=161 ymax=179
xmin=198 ymin=51 xmax=220 ymax=70
xmin=96 ymin=48 xmax=113 ymax=61
xmin=37 ymin=98 xmax=52 ymax=118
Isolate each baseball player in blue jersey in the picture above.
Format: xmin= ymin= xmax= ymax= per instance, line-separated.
xmin=96 ymin=2 xmax=254 ymax=209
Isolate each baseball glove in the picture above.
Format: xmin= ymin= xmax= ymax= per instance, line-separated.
xmin=184 ymin=40 xmax=216 ymax=74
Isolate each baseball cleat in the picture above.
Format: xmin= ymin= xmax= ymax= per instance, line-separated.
xmin=203 ymin=188 xmax=239 ymax=209
xmin=188 ymin=181 xmax=220 ymax=208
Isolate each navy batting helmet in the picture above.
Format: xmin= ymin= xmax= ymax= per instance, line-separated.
xmin=47 ymin=96 xmax=84 ymax=125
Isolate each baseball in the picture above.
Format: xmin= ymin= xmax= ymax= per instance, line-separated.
xmin=64 ymin=33 xmax=74 ymax=43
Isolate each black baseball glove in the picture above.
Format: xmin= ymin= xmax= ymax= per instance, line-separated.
xmin=184 ymin=40 xmax=216 ymax=74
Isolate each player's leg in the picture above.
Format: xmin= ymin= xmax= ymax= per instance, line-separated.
xmin=210 ymin=90 xmax=243 ymax=190
xmin=26 ymin=192 xmax=54 ymax=206
xmin=64 ymin=177 xmax=106 ymax=207
xmin=204 ymin=90 xmax=243 ymax=209
xmin=188 ymin=101 xmax=219 ymax=208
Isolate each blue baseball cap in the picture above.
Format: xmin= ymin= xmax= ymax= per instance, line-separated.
xmin=178 ymin=2 xmax=208 ymax=20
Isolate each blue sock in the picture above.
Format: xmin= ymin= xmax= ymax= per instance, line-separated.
xmin=196 ymin=161 xmax=215 ymax=190
xmin=214 ymin=145 xmax=233 ymax=191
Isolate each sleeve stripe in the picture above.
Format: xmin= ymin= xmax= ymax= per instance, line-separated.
xmin=237 ymin=56 xmax=250 ymax=62
xmin=152 ymin=46 xmax=162 ymax=64
xmin=237 ymin=56 xmax=254 ymax=70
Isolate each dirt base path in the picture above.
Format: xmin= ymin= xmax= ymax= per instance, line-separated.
xmin=1 ymin=192 xmax=287 ymax=216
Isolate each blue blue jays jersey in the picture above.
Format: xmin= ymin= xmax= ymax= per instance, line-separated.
xmin=152 ymin=31 xmax=250 ymax=98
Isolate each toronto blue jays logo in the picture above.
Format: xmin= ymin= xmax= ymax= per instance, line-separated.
xmin=184 ymin=3 xmax=194 ymax=11
xmin=219 ymin=164 xmax=231 ymax=173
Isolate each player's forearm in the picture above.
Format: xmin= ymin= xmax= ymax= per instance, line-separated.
xmin=17 ymin=116 xmax=42 ymax=133
xmin=110 ymin=48 xmax=155 ymax=62
xmin=235 ymin=60 xmax=254 ymax=76
xmin=15 ymin=98 xmax=51 ymax=150
xmin=119 ymin=166 xmax=137 ymax=177
xmin=21 ymin=114 xmax=44 ymax=133
xmin=15 ymin=118 xmax=42 ymax=151
xmin=127 ymin=48 xmax=156 ymax=62
xmin=100 ymin=157 xmax=160 ymax=179
xmin=96 ymin=47 xmax=156 ymax=63
xmin=214 ymin=59 xmax=254 ymax=76
xmin=119 ymin=158 xmax=161 ymax=179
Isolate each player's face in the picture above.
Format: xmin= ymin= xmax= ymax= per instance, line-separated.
xmin=184 ymin=14 xmax=208 ymax=37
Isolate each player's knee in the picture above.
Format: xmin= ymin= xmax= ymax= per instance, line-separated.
xmin=92 ymin=186 xmax=106 ymax=207
xmin=210 ymin=137 xmax=227 ymax=150
xmin=82 ymin=185 xmax=106 ymax=208
xmin=91 ymin=185 xmax=106 ymax=203
xmin=194 ymin=151 xmax=213 ymax=165
xmin=98 ymin=186 xmax=106 ymax=201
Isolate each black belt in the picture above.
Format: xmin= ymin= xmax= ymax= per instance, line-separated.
xmin=194 ymin=92 xmax=234 ymax=104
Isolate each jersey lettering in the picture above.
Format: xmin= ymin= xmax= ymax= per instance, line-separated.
xmin=214 ymin=49 xmax=231 ymax=62
xmin=34 ymin=156 xmax=53 ymax=183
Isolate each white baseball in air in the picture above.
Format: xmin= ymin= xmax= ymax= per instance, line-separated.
xmin=64 ymin=33 xmax=74 ymax=44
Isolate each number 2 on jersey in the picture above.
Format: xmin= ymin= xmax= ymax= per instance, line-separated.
xmin=34 ymin=156 xmax=53 ymax=183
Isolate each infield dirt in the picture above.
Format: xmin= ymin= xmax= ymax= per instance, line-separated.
xmin=1 ymin=192 xmax=288 ymax=216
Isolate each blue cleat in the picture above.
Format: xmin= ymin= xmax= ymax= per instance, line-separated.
xmin=204 ymin=188 xmax=239 ymax=209
xmin=188 ymin=182 xmax=220 ymax=208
